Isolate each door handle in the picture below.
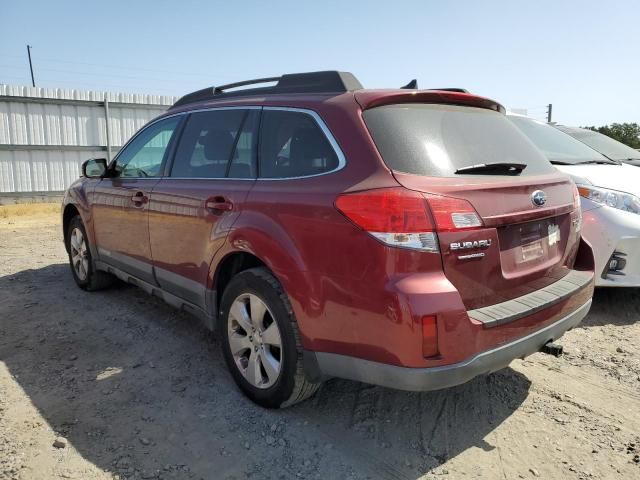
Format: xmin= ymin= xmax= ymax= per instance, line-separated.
xmin=131 ymin=191 xmax=148 ymax=205
xmin=205 ymin=196 xmax=233 ymax=213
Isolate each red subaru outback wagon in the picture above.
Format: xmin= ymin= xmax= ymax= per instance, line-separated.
xmin=62 ymin=71 xmax=594 ymax=407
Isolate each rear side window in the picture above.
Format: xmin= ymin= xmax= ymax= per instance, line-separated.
xmin=171 ymin=109 xmax=258 ymax=179
xmin=363 ymin=104 xmax=555 ymax=177
xmin=259 ymin=110 xmax=339 ymax=178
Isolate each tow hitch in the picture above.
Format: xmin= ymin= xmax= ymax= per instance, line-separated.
xmin=541 ymin=341 xmax=564 ymax=357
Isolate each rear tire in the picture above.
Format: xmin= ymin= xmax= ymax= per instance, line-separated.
xmin=66 ymin=215 xmax=114 ymax=291
xmin=219 ymin=267 xmax=320 ymax=408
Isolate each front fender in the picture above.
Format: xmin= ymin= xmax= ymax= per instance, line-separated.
xmin=62 ymin=178 xmax=97 ymax=256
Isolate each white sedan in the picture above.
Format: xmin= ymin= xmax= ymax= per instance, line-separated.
xmin=509 ymin=114 xmax=640 ymax=287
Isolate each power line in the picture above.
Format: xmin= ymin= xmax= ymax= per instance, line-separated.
xmin=4 ymin=77 xmax=179 ymax=93
xmin=0 ymin=62 xmax=203 ymax=84
xmin=21 ymin=55 xmax=214 ymax=79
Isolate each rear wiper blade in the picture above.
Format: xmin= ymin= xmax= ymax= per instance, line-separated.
xmin=454 ymin=162 xmax=527 ymax=175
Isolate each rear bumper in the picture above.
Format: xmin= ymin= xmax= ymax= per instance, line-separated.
xmin=307 ymin=299 xmax=591 ymax=391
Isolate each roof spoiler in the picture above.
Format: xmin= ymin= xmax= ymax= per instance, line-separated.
xmin=355 ymin=90 xmax=505 ymax=114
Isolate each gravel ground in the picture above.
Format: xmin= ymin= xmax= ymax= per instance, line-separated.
xmin=1 ymin=213 xmax=639 ymax=480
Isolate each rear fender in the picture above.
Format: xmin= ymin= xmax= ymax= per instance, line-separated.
xmin=208 ymin=213 xmax=318 ymax=344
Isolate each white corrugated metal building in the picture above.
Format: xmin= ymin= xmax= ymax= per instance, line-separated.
xmin=0 ymin=85 xmax=177 ymax=195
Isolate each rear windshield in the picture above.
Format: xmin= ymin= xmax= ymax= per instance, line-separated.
xmin=509 ymin=116 xmax=609 ymax=164
xmin=362 ymin=104 xmax=555 ymax=177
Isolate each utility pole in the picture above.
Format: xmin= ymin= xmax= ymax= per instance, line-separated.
xmin=546 ymin=103 xmax=553 ymax=123
xmin=26 ymin=45 xmax=35 ymax=87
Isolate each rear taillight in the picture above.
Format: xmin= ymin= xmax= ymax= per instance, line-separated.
xmin=572 ymin=183 xmax=582 ymax=231
xmin=573 ymin=183 xmax=581 ymax=210
xmin=335 ymin=187 xmax=438 ymax=252
xmin=335 ymin=188 xmax=483 ymax=252
xmin=424 ymin=194 xmax=482 ymax=232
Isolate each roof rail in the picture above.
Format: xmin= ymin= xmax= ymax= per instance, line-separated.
xmin=171 ymin=71 xmax=363 ymax=109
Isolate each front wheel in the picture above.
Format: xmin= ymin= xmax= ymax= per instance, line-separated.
xmin=66 ymin=215 xmax=114 ymax=291
xmin=219 ymin=267 xmax=320 ymax=408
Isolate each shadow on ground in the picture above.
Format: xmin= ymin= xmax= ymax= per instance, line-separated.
xmin=579 ymin=287 xmax=640 ymax=328
xmin=1 ymin=264 xmax=532 ymax=480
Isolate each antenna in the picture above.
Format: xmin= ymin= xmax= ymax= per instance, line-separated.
xmin=401 ymin=79 xmax=418 ymax=89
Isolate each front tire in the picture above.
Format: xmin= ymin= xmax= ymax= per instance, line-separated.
xmin=219 ymin=267 xmax=320 ymax=408
xmin=66 ymin=215 xmax=114 ymax=291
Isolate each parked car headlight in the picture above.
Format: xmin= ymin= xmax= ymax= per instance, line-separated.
xmin=577 ymin=185 xmax=640 ymax=214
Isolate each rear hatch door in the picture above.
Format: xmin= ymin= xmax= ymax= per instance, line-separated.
xmin=361 ymin=102 xmax=581 ymax=309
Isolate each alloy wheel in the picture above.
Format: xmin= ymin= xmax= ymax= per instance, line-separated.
xmin=227 ymin=293 xmax=282 ymax=389
xmin=70 ymin=227 xmax=89 ymax=281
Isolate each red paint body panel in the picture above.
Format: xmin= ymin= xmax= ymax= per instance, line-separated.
xmin=91 ymin=177 xmax=160 ymax=283
xmin=62 ymin=86 xmax=595 ymax=378
xmin=148 ymin=178 xmax=255 ymax=307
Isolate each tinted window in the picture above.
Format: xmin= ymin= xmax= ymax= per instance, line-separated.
xmin=259 ymin=110 xmax=339 ymax=178
xmin=509 ymin=116 xmax=610 ymax=164
xmin=116 ymin=116 xmax=180 ymax=178
xmin=171 ymin=109 xmax=257 ymax=179
xmin=560 ymin=127 xmax=640 ymax=161
xmin=228 ymin=111 xmax=259 ymax=178
xmin=363 ymin=104 xmax=555 ymax=177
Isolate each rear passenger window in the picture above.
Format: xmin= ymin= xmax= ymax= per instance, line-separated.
xmin=259 ymin=110 xmax=339 ymax=178
xmin=171 ymin=109 xmax=257 ymax=179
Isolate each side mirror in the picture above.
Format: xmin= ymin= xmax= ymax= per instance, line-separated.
xmin=82 ymin=158 xmax=108 ymax=178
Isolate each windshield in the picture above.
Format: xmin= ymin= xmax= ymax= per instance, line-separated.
xmin=508 ymin=116 xmax=610 ymax=165
xmin=362 ymin=104 xmax=555 ymax=177
xmin=558 ymin=127 xmax=640 ymax=161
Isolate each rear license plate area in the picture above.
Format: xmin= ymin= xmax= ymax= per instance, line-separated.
xmin=518 ymin=223 xmax=544 ymax=263
xmin=517 ymin=220 xmax=560 ymax=264
xmin=498 ymin=216 xmax=566 ymax=274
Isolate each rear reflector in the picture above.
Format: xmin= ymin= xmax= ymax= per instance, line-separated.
xmin=335 ymin=188 xmax=484 ymax=252
xmin=421 ymin=316 xmax=439 ymax=357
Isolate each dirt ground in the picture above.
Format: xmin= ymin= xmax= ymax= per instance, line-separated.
xmin=1 ymin=212 xmax=639 ymax=480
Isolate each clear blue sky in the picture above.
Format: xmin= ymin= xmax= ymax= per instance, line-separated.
xmin=2 ymin=0 xmax=638 ymax=126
